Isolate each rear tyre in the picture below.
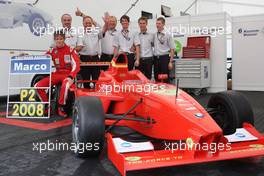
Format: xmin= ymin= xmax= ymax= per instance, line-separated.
xmin=72 ymin=96 xmax=105 ymax=157
xmin=64 ymin=90 xmax=75 ymax=116
xmin=50 ymin=85 xmax=61 ymax=116
xmin=31 ymin=74 xmax=49 ymax=87
xmin=207 ymin=91 xmax=254 ymax=135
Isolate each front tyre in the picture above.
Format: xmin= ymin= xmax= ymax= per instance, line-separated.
xmin=72 ymin=96 xmax=105 ymax=157
xmin=207 ymin=91 xmax=254 ymax=135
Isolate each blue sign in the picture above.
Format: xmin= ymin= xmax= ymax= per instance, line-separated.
xmin=11 ymin=58 xmax=51 ymax=74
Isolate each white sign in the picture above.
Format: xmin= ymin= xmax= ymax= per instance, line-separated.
xmin=225 ymin=128 xmax=258 ymax=143
xmin=113 ymin=138 xmax=154 ymax=154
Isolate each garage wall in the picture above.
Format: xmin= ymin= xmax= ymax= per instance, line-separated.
xmin=130 ymin=13 xmax=229 ymax=93
xmin=232 ymin=14 xmax=264 ymax=91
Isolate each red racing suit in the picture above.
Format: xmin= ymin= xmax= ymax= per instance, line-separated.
xmin=35 ymin=45 xmax=80 ymax=106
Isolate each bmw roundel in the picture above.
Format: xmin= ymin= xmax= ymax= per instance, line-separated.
xmin=195 ymin=113 xmax=204 ymax=118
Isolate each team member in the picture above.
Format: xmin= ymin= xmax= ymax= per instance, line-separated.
xmin=76 ymin=9 xmax=117 ymax=70
xmin=51 ymin=14 xmax=78 ymax=49
xmin=137 ymin=17 xmax=154 ymax=79
xmin=35 ymin=30 xmax=80 ymax=117
xmin=153 ymin=17 xmax=175 ymax=82
xmin=76 ymin=16 xmax=103 ymax=88
xmin=100 ymin=15 xmax=118 ymax=70
xmin=113 ymin=15 xmax=140 ymax=71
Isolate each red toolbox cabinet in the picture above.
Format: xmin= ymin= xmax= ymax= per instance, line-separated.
xmin=183 ymin=36 xmax=211 ymax=59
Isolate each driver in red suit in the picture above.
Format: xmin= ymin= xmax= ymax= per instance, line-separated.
xmin=35 ymin=30 xmax=80 ymax=117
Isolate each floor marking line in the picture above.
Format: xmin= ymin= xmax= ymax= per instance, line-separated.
xmin=0 ymin=116 xmax=72 ymax=131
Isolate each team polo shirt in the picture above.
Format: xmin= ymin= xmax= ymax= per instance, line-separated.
xmin=101 ymin=29 xmax=117 ymax=55
xmin=113 ymin=30 xmax=140 ymax=54
xmin=77 ymin=29 xmax=103 ymax=56
xmin=154 ymin=30 xmax=175 ymax=56
xmin=138 ymin=31 xmax=154 ymax=58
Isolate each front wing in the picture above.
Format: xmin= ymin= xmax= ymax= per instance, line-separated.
xmin=107 ymin=123 xmax=264 ymax=176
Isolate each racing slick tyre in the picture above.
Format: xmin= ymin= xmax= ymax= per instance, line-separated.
xmin=64 ymin=90 xmax=75 ymax=116
xmin=31 ymin=74 xmax=49 ymax=87
xmin=72 ymin=96 xmax=105 ymax=158
xmin=28 ymin=14 xmax=47 ymax=36
xmin=207 ymin=91 xmax=254 ymax=135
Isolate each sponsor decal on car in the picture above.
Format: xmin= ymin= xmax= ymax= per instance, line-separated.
xmin=126 ymin=156 xmax=183 ymax=165
xmin=195 ymin=113 xmax=204 ymax=118
xmin=250 ymin=144 xmax=264 ymax=149
xmin=155 ymin=89 xmax=178 ymax=96
xmin=121 ymin=142 xmax=132 ymax=148
xmin=229 ymin=144 xmax=264 ymax=154
xmin=125 ymin=156 xmax=142 ymax=162
xmin=235 ymin=133 xmax=246 ymax=138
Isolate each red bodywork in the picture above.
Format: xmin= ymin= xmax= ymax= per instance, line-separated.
xmin=73 ymin=54 xmax=264 ymax=176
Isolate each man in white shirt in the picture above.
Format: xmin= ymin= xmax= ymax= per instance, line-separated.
xmin=76 ymin=9 xmax=117 ymax=70
xmin=153 ymin=17 xmax=175 ymax=83
xmin=76 ymin=16 xmax=103 ymax=88
xmin=113 ymin=15 xmax=140 ymax=71
xmin=137 ymin=17 xmax=154 ymax=79
xmin=100 ymin=15 xmax=118 ymax=70
xmin=51 ymin=14 xmax=78 ymax=48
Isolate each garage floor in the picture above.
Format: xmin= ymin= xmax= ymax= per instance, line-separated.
xmin=0 ymin=91 xmax=264 ymax=176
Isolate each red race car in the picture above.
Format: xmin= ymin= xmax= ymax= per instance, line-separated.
xmin=70 ymin=54 xmax=264 ymax=176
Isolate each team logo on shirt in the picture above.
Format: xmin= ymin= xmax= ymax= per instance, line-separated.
xmin=55 ymin=58 xmax=60 ymax=65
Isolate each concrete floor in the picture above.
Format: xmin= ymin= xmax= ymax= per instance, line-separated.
xmin=0 ymin=91 xmax=264 ymax=176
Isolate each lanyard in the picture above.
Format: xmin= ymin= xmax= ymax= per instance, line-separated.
xmin=121 ymin=30 xmax=131 ymax=41
xmin=110 ymin=29 xmax=117 ymax=36
xmin=157 ymin=32 xmax=165 ymax=45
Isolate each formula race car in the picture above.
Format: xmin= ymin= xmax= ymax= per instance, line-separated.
xmin=0 ymin=0 xmax=52 ymax=36
xmin=70 ymin=54 xmax=264 ymax=176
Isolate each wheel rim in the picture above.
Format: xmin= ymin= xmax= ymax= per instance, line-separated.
xmin=32 ymin=18 xmax=45 ymax=33
xmin=211 ymin=104 xmax=231 ymax=132
xmin=72 ymin=107 xmax=80 ymax=153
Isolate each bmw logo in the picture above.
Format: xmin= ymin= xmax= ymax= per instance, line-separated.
xmin=235 ymin=133 xmax=246 ymax=138
xmin=195 ymin=113 xmax=204 ymax=118
xmin=121 ymin=142 xmax=132 ymax=148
